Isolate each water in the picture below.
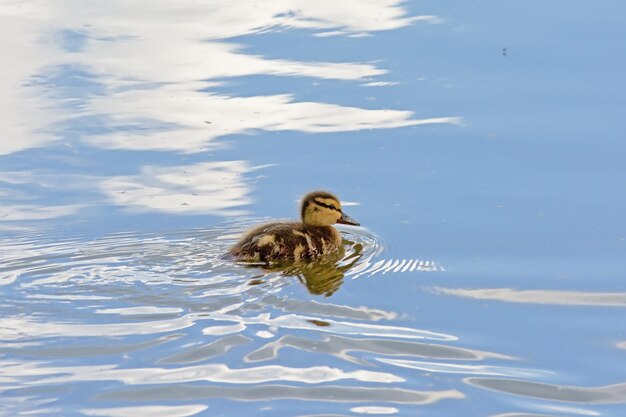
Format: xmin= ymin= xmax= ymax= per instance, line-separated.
xmin=2 ymin=1 xmax=626 ymax=416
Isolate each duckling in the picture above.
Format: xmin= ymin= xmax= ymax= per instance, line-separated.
xmin=230 ymin=190 xmax=360 ymax=262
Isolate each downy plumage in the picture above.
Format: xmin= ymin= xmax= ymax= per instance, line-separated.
xmin=230 ymin=191 xmax=359 ymax=262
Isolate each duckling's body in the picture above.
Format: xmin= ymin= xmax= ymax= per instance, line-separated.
xmin=230 ymin=222 xmax=342 ymax=262
xmin=230 ymin=191 xmax=359 ymax=262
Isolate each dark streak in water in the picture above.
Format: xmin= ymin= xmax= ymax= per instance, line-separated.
xmin=95 ymin=384 xmax=465 ymax=404
xmin=466 ymin=377 xmax=626 ymax=404
xmin=157 ymin=334 xmax=252 ymax=364
xmin=245 ymin=334 xmax=509 ymax=365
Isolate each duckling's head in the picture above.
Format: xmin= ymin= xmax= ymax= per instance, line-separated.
xmin=300 ymin=191 xmax=360 ymax=227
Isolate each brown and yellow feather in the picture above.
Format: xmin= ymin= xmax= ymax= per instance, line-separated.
xmin=229 ymin=190 xmax=357 ymax=262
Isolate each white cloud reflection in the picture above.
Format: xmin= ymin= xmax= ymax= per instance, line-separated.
xmin=433 ymin=287 xmax=626 ymax=307
xmin=82 ymin=405 xmax=208 ymax=417
xmin=0 ymin=6 xmax=66 ymax=155
xmin=0 ymin=204 xmax=85 ymax=221
xmin=102 ymin=161 xmax=264 ymax=215
xmin=85 ymin=84 xmax=459 ymax=153
xmin=1 ymin=0 xmax=454 ymax=155
xmin=351 ymin=406 xmax=399 ymax=415
xmin=1 ymin=359 xmax=401 ymax=386
xmin=0 ymin=314 xmax=198 ymax=341
xmin=0 ymin=170 xmax=98 ymax=221
xmin=1 ymin=1 xmax=459 ymax=219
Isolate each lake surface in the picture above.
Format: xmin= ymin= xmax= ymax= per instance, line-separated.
xmin=2 ymin=1 xmax=626 ymax=416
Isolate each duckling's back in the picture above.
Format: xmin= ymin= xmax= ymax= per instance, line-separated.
xmin=230 ymin=222 xmax=342 ymax=262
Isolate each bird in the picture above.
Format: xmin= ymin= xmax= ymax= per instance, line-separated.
xmin=229 ymin=190 xmax=360 ymax=263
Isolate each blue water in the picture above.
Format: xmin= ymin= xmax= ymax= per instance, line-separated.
xmin=2 ymin=1 xmax=626 ymax=416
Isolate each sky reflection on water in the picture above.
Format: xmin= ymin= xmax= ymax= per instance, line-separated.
xmin=2 ymin=0 xmax=626 ymax=416
xmin=1 ymin=0 xmax=457 ymax=226
xmin=433 ymin=287 xmax=626 ymax=307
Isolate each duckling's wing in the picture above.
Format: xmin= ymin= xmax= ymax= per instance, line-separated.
xmin=231 ymin=222 xmax=297 ymax=260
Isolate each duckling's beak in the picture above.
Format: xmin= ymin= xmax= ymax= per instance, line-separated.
xmin=337 ymin=212 xmax=360 ymax=226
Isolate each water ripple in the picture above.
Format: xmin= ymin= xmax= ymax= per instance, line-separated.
xmin=466 ymin=377 xmax=626 ymax=404
xmin=8 ymin=362 xmax=402 ymax=385
xmin=0 ymin=226 xmax=496 ymax=413
xmin=82 ymin=405 xmax=208 ymax=417
xmin=95 ymin=384 xmax=465 ymax=404
xmin=433 ymin=287 xmax=626 ymax=307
